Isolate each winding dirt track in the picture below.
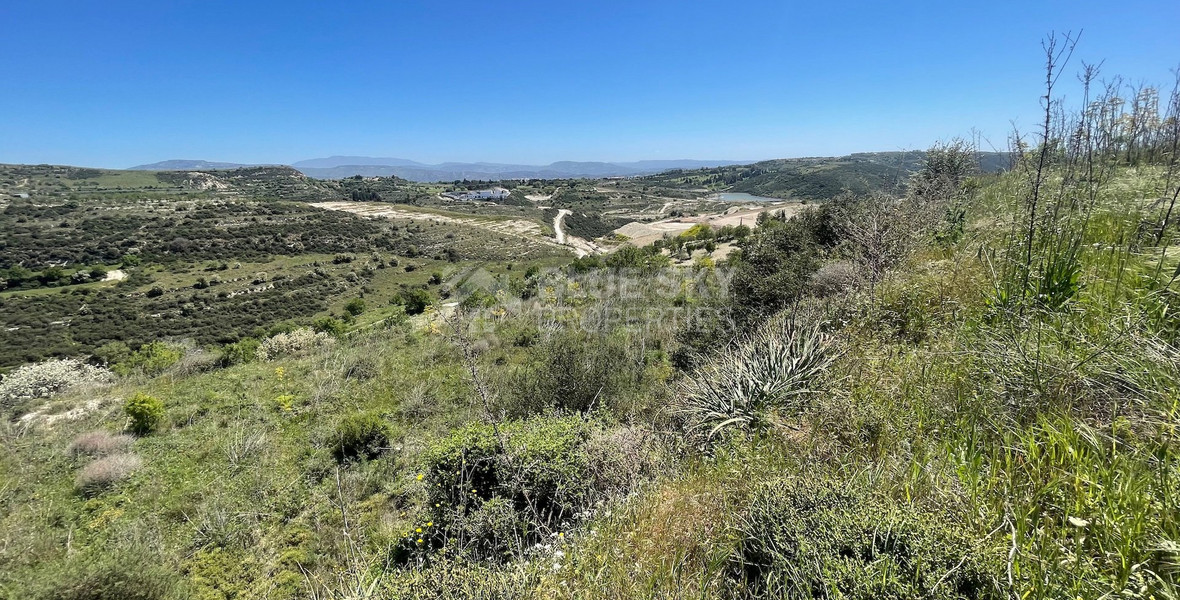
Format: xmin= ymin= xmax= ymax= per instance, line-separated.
xmin=553 ymin=209 xmax=572 ymax=244
xmin=551 ymin=209 xmax=605 ymax=257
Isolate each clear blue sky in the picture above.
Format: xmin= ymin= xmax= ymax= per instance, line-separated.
xmin=1 ymin=0 xmax=1177 ymax=168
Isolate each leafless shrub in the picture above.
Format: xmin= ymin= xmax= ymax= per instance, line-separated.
xmin=808 ymin=260 xmax=864 ymax=297
xmin=169 ymin=348 xmax=220 ymax=376
xmin=68 ymin=430 xmax=134 ymax=457
xmin=76 ymin=453 xmax=142 ymax=495
xmin=835 ymin=192 xmax=941 ymax=294
xmin=583 ymin=425 xmax=665 ymax=496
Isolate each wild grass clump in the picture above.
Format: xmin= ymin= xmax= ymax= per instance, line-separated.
xmin=67 ymin=430 xmax=134 ymax=457
xmin=0 ymin=358 xmax=113 ymax=413
xmin=75 ymin=452 xmax=143 ymax=495
xmin=342 ymin=355 xmax=379 ymax=381
xmin=377 ymin=556 xmax=535 ymax=599
xmin=730 ymin=477 xmax=1003 ymax=599
xmin=972 ymin=314 xmax=1180 ymax=420
xmin=224 ymin=428 xmax=267 ymax=468
xmin=20 ymin=549 xmax=178 ymax=600
xmin=332 ymin=411 xmax=392 ymax=462
xmin=947 ymin=412 xmax=1180 ymax=598
xmin=679 ymin=313 xmax=837 ymax=441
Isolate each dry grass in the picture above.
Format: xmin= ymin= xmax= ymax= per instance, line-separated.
xmin=75 ymin=453 xmax=142 ymax=495
xmin=538 ymin=471 xmax=739 ymax=599
xmin=583 ymin=425 xmax=666 ymax=496
xmin=67 ymin=430 xmax=134 ymax=457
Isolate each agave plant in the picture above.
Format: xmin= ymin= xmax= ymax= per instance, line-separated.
xmin=679 ymin=314 xmax=837 ymax=440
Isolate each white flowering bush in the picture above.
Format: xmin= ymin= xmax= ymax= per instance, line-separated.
xmin=255 ymin=328 xmax=336 ymax=361
xmin=0 ymin=358 xmax=113 ymax=412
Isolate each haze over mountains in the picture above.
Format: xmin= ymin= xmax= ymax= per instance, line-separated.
xmin=129 ymin=156 xmax=750 ymax=182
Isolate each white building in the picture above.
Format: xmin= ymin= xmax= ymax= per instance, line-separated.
xmin=444 ymin=187 xmax=510 ymax=201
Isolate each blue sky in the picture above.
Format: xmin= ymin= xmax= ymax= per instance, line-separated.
xmin=1 ymin=0 xmax=1177 ymax=168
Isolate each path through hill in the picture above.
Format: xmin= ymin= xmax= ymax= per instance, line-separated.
xmin=553 ymin=209 xmax=571 ymax=244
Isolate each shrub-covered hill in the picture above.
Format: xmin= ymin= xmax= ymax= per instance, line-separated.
xmin=626 ymin=150 xmax=1010 ymax=201
xmin=0 ymin=163 xmax=433 ymax=204
xmin=0 ymin=161 xmax=568 ymax=368
xmin=3 ymin=129 xmax=1180 ymax=599
xmin=3 ymin=53 xmax=1180 ymax=599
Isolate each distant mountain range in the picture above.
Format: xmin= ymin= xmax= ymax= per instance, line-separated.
xmin=129 ymin=159 xmax=260 ymax=170
xmin=129 ymin=156 xmax=751 ymax=182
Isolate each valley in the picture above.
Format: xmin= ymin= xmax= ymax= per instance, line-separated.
xmin=0 ymin=153 xmax=919 ymax=369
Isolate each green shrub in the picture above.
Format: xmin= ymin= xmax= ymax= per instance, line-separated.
xmin=732 ymin=477 xmax=1002 ymax=599
xmin=458 ymin=497 xmax=525 ymax=559
xmin=419 ymin=416 xmax=657 ymax=560
xmin=91 ymin=341 xmax=132 ymax=366
xmin=671 ymin=305 xmax=738 ymax=371
xmin=505 ymin=330 xmax=638 ymax=418
xmin=344 ymin=298 xmax=366 ymax=316
xmin=114 ymin=342 xmax=182 ymax=376
xmin=124 ymin=392 xmax=164 ymax=434
xmin=218 ymin=338 xmax=260 ymax=366
xmin=393 ymin=288 xmax=434 ymax=315
xmin=460 ymin=288 xmax=496 ymax=310
xmin=333 ymin=412 xmax=392 ymax=462
xmin=312 ymin=316 xmax=347 ymax=337
xmin=730 ymin=217 xmax=823 ymax=323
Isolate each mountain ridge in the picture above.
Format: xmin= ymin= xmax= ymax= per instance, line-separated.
xmin=129 ymin=157 xmax=751 ymax=182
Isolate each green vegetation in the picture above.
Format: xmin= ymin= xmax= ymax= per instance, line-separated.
xmin=0 ymin=163 xmax=568 ymax=368
xmin=2 ymin=45 xmax=1179 ymax=600
xmin=332 ymin=412 xmax=393 ymax=462
xmin=124 ymin=392 xmax=165 ymax=434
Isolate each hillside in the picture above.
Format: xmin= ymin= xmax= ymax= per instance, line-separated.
xmin=625 ymin=151 xmax=1010 ymax=200
xmin=0 ymin=164 xmax=567 ymax=368
xmin=2 ymin=64 xmax=1179 ymax=600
